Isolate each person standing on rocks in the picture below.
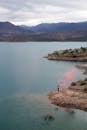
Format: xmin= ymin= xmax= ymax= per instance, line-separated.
xmin=57 ymin=84 xmax=60 ymax=92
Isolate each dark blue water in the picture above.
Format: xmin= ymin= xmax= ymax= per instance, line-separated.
xmin=0 ymin=42 xmax=87 ymax=130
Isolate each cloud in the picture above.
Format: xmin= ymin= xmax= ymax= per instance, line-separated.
xmin=0 ymin=0 xmax=87 ymax=25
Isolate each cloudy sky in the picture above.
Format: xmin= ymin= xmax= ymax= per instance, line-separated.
xmin=0 ymin=0 xmax=87 ymax=25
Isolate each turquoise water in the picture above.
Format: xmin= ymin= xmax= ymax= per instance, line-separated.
xmin=0 ymin=42 xmax=87 ymax=130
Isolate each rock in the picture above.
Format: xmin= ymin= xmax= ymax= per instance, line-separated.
xmin=54 ymin=107 xmax=59 ymax=111
xmin=65 ymin=108 xmax=75 ymax=114
xmin=43 ymin=114 xmax=55 ymax=121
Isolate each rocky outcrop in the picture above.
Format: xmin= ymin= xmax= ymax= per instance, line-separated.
xmin=48 ymin=78 xmax=87 ymax=111
xmin=46 ymin=47 xmax=87 ymax=62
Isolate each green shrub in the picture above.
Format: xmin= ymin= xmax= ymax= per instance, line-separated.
xmin=71 ymin=82 xmax=76 ymax=86
xmin=83 ymin=87 xmax=87 ymax=92
xmin=80 ymin=81 xmax=86 ymax=86
xmin=84 ymin=78 xmax=87 ymax=81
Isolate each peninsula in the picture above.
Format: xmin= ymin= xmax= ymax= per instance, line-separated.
xmin=48 ymin=78 xmax=87 ymax=111
xmin=46 ymin=47 xmax=87 ymax=61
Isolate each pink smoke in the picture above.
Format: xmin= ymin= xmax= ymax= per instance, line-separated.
xmin=58 ymin=68 xmax=77 ymax=88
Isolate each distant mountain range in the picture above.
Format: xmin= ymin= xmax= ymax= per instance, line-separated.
xmin=0 ymin=21 xmax=87 ymax=41
xmin=22 ymin=22 xmax=87 ymax=33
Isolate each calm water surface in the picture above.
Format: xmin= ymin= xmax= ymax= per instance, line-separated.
xmin=0 ymin=42 xmax=87 ymax=130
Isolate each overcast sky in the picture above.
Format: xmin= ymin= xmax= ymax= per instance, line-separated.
xmin=0 ymin=0 xmax=87 ymax=25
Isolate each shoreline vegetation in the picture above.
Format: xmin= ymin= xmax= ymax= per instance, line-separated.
xmin=45 ymin=47 xmax=87 ymax=61
xmin=46 ymin=47 xmax=87 ymax=111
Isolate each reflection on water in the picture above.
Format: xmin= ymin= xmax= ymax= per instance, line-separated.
xmin=0 ymin=42 xmax=87 ymax=130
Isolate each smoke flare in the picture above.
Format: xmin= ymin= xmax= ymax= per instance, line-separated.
xmin=58 ymin=68 xmax=77 ymax=88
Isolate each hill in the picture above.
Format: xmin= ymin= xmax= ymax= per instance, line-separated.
xmin=0 ymin=22 xmax=33 ymax=41
xmin=0 ymin=21 xmax=87 ymax=41
xmin=22 ymin=22 xmax=87 ymax=33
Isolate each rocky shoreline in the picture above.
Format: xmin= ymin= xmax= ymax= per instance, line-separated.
xmin=46 ymin=47 xmax=87 ymax=111
xmin=48 ymin=78 xmax=87 ymax=111
xmin=76 ymin=64 xmax=87 ymax=74
xmin=46 ymin=47 xmax=87 ymax=62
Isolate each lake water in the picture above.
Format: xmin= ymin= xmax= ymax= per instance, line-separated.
xmin=0 ymin=42 xmax=87 ymax=130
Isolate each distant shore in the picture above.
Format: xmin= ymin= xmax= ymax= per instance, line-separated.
xmin=48 ymin=78 xmax=87 ymax=111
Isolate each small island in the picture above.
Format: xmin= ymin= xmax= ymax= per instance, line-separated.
xmin=46 ymin=47 xmax=87 ymax=61
xmin=48 ymin=78 xmax=87 ymax=111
